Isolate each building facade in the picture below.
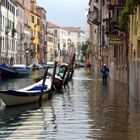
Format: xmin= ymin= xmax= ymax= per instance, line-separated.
xmin=87 ymin=0 xmax=127 ymax=83
xmin=63 ymin=27 xmax=85 ymax=63
xmin=16 ymin=0 xmax=25 ymax=65
xmin=30 ymin=0 xmax=40 ymax=64
xmin=1 ymin=0 xmax=18 ymax=65
xmin=47 ymin=21 xmax=86 ymax=63
xmin=23 ymin=0 xmax=31 ymax=65
xmin=128 ymin=2 xmax=140 ymax=97
xmin=47 ymin=32 xmax=56 ymax=62
xmin=36 ymin=6 xmax=47 ymax=64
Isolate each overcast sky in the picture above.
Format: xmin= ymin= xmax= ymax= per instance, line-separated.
xmin=36 ymin=0 xmax=89 ymax=28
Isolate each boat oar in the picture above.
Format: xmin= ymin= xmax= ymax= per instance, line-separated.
xmin=38 ymin=67 xmax=49 ymax=106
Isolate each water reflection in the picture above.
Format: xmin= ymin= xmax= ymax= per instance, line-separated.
xmin=0 ymin=68 xmax=140 ymax=139
xmin=0 ymin=69 xmax=45 ymax=90
xmin=0 ymin=103 xmax=40 ymax=139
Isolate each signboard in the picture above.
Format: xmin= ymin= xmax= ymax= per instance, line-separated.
xmin=109 ymin=36 xmax=124 ymax=45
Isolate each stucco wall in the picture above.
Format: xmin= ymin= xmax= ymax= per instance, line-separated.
xmin=129 ymin=61 xmax=140 ymax=96
xmin=129 ymin=60 xmax=140 ymax=112
xmin=109 ymin=61 xmax=127 ymax=83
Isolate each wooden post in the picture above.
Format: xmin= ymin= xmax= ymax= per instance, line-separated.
xmin=51 ymin=60 xmax=58 ymax=89
xmin=67 ymin=53 xmax=75 ymax=80
xmin=38 ymin=67 xmax=49 ymax=105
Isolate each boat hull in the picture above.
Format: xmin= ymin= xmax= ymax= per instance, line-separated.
xmin=0 ymin=77 xmax=52 ymax=106
xmin=0 ymin=91 xmax=49 ymax=106
xmin=0 ymin=67 xmax=17 ymax=78
xmin=0 ymin=66 xmax=31 ymax=78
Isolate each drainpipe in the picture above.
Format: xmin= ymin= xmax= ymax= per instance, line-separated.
xmin=99 ymin=0 xmax=102 ymax=72
xmin=0 ymin=0 xmax=2 ymax=64
xmin=124 ymin=27 xmax=129 ymax=92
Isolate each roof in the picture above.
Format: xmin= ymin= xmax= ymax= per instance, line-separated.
xmin=62 ymin=27 xmax=81 ymax=31
xmin=36 ymin=6 xmax=47 ymax=13
xmin=47 ymin=21 xmax=83 ymax=32
xmin=47 ymin=21 xmax=60 ymax=28
xmin=31 ymin=0 xmax=36 ymax=3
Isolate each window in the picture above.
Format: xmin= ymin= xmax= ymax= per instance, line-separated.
xmin=137 ymin=40 xmax=140 ymax=58
xmin=43 ymin=13 xmax=46 ymax=20
xmin=118 ymin=0 xmax=125 ymax=5
xmin=12 ymin=6 xmax=15 ymax=15
xmin=6 ymin=0 xmax=8 ymax=9
xmin=7 ymin=1 xmax=9 ymax=10
xmin=48 ymin=36 xmax=53 ymax=42
xmin=37 ymin=18 xmax=40 ymax=25
xmin=34 ymin=30 xmax=35 ymax=37
xmin=2 ymin=37 xmax=5 ymax=50
xmin=54 ymin=30 xmax=57 ymax=36
xmin=31 ymin=29 xmax=33 ymax=37
xmin=31 ymin=16 xmax=34 ymax=23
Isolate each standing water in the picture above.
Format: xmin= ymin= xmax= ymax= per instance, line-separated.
xmin=0 ymin=68 xmax=140 ymax=140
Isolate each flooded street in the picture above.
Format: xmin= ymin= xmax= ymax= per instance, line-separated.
xmin=0 ymin=68 xmax=140 ymax=140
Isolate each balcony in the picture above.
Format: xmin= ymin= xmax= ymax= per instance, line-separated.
xmin=106 ymin=3 xmax=113 ymax=10
xmin=20 ymin=33 xmax=25 ymax=40
xmin=113 ymin=4 xmax=124 ymax=10
xmin=91 ymin=6 xmax=100 ymax=25
xmin=106 ymin=2 xmax=124 ymax=11
xmin=5 ymin=26 xmax=10 ymax=35
xmin=105 ymin=22 xmax=119 ymax=36
xmin=105 ymin=30 xmax=118 ymax=36
xmin=30 ymin=44 xmax=35 ymax=58
xmin=24 ymin=23 xmax=31 ymax=29
xmin=12 ymin=29 xmax=17 ymax=37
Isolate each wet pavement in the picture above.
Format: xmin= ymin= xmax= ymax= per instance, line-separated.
xmin=0 ymin=68 xmax=140 ymax=140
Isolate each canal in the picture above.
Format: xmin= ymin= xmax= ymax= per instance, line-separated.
xmin=0 ymin=68 xmax=140 ymax=140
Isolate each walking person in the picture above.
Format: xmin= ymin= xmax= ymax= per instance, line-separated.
xmin=101 ymin=64 xmax=109 ymax=83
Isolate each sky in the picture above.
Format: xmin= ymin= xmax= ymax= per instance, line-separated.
xmin=36 ymin=0 xmax=89 ymax=29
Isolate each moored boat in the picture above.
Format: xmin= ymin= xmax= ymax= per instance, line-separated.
xmin=0 ymin=77 xmax=52 ymax=106
xmin=0 ymin=64 xmax=32 ymax=78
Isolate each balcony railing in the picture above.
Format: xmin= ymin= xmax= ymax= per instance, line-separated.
xmin=88 ymin=6 xmax=100 ymax=25
xmin=92 ymin=11 xmax=100 ymax=25
xmin=107 ymin=3 xmax=114 ymax=10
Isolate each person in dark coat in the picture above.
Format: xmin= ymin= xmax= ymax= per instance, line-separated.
xmin=101 ymin=64 xmax=109 ymax=83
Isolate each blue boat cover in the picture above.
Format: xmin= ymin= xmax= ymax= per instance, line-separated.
xmin=29 ymin=85 xmax=48 ymax=91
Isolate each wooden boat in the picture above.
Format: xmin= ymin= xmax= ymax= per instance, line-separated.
xmin=34 ymin=63 xmax=66 ymax=90
xmin=0 ymin=77 xmax=52 ymax=106
xmin=0 ymin=64 xmax=32 ymax=78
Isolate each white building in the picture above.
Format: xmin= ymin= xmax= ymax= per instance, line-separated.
xmin=47 ymin=21 xmax=86 ymax=63
xmin=63 ymin=27 xmax=86 ymax=63
xmin=0 ymin=0 xmax=18 ymax=65
xmin=47 ymin=22 xmax=68 ymax=63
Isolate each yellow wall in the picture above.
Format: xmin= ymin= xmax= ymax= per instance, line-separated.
xmin=129 ymin=5 xmax=140 ymax=60
xmin=30 ymin=12 xmax=40 ymax=63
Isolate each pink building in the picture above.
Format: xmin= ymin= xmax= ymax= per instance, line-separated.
xmin=24 ymin=0 xmax=31 ymax=65
xmin=16 ymin=0 xmax=25 ymax=64
xmin=36 ymin=6 xmax=47 ymax=64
